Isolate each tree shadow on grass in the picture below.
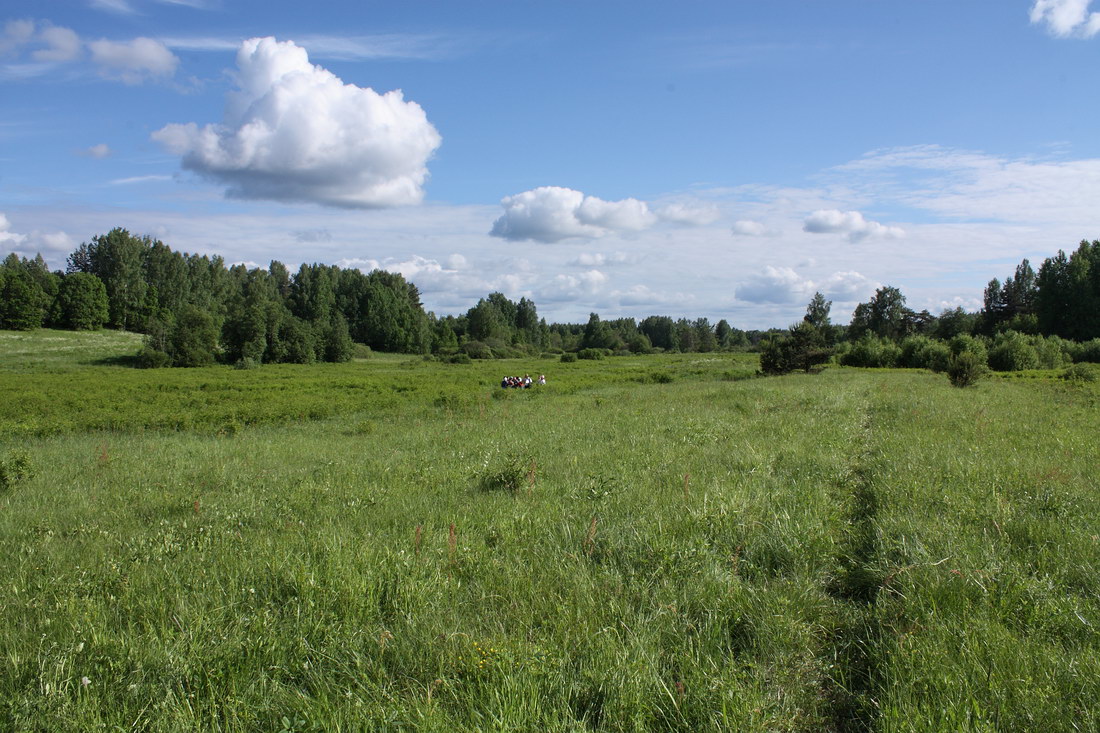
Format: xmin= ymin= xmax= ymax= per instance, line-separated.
xmin=86 ymin=353 xmax=141 ymax=368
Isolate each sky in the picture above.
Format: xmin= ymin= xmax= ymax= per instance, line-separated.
xmin=2 ymin=0 xmax=1099 ymax=329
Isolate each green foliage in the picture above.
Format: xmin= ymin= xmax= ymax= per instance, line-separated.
xmin=946 ymin=351 xmax=988 ymax=387
xmin=840 ymin=334 xmax=902 ymax=368
xmin=577 ymin=348 xmax=605 ymax=360
xmin=948 ymin=333 xmax=989 ymax=364
xmin=0 ymin=257 xmax=49 ymax=331
xmin=134 ymin=345 xmax=170 ymax=369
xmin=988 ymin=331 xmax=1040 ymax=371
xmin=168 ymin=305 xmax=219 ymax=367
xmin=1 ymin=342 xmax=1099 ymax=729
xmin=560 ymin=352 xmax=577 ymax=363
xmin=474 ymin=450 xmax=532 ymax=493
xmin=462 ymin=340 xmax=493 ymax=359
xmin=1072 ymin=338 xmax=1100 ymax=363
xmin=898 ymin=335 xmax=952 ymax=372
xmin=1061 ymin=363 xmax=1098 ymax=382
xmin=55 ymin=272 xmax=108 ymax=330
xmin=849 ymin=285 xmax=912 ymax=341
xmin=0 ymin=449 xmax=32 ymax=491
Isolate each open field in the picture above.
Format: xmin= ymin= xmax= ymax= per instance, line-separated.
xmin=2 ymin=330 xmax=1098 ymax=731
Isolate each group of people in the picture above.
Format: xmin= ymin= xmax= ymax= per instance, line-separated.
xmin=501 ymin=373 xmax=546 ymax=389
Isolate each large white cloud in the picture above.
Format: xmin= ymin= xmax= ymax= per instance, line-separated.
xmin=152 ymin=37 xmax=441 ymax=208
xmin=490 ymin=186 xmax=656 ymax=242
xmin=803 ymin=209 xmax=904 ymax=242
xmin=1030 ymin=0 xmax=1100 ymax=38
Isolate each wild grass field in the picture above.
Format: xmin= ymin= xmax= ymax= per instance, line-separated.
xmin=1 ymin=330 xmax=1098 ymax=731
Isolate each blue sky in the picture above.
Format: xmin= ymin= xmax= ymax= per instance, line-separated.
xmin=2 ymin=0 xmax=1099 ymax=328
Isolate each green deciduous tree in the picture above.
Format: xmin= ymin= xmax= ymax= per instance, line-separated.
xmin=56 ymin=272 xmax=109 ymax=330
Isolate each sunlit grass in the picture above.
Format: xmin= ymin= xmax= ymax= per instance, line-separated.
xmin=1 ymin=328 xmax=1098 ymax=730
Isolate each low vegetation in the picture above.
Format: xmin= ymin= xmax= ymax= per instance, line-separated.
xmin=1 ymin=329 xmax=1097 ymax=730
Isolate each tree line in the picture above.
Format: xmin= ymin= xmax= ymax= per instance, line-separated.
xmin=759 ymin=239 xmax=1100 ymax=376
xmin=2 ymin=231 xmax=1099 ymax=369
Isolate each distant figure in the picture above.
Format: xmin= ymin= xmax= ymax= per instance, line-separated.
xmin=537 ymin=374 xmax=546 ymax=385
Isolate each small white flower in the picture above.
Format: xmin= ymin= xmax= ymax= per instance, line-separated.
xmin=81 ymin=676 xmax=91 ymax=687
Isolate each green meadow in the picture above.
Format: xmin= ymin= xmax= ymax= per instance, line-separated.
xmin=2 ymin=330 xmax=1098 ymax=731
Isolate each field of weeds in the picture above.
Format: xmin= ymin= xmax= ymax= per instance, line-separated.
xmin=1 ymin=330 xmax=1097 ymax=731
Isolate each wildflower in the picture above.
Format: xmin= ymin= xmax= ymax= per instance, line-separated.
xmin=81 ymin=676 xmax=91 ymax=687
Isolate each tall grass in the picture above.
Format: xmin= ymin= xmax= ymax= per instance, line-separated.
xmin=1 ymin=329 xmax=1098 ymax=730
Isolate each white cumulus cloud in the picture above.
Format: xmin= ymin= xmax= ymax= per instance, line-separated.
xmin=820 ymin=271 xmax=877 ymax=302
xmin=490 ymin=186 xmax=655 ymax=243
xmin=88 ymin=37 xmax=179 ymax=83
xmin=1030 ymin=0 xmax=1100 ymax=37
xmin=735 ymin=266 xmax=814 ymax=304
xmin=803 ymin=209 xmax=904 ymax=242
xmin=152 ymin=37 xmax=441 ymax=208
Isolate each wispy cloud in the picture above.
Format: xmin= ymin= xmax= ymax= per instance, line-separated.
xmin=109 ymin=174 xmax=172 ymax=185
xmin=89 ymin=0 xmax=138 ymax=15
xmin=160 ymin=32 xmax=471 ymax=60
xmin=3 ymin=20 xmax=180 ymax=84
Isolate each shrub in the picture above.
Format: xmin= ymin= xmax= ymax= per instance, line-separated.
xmin=0 ymin=450 xmax=32 ymax=492
xmin=352 ymin=343 xmax=372 ymax=359
xmin=840 ymin=334 xmax=901 ymax=368
xmin=898 ymin=335 xmax=950 ymax=371
xmin=1032 ymin=334 xmax=1071 ymax=369
xmin=638 ymin=370 xmax=675 ymax=384
xmin=988 ymin=332 xmax=1039 ymax=372
xmin=1072 ymin=338 xmax=1100 ymax=364
xmin=560 ymin=353 xmax=577 ymax=363
xmin=948 ymin=333 xmax=988 ymax=364
xmin=135 ymin=346 xmax=170 ymax=369
xmin=577 ymin=348 xmax=605 ymax=360
xmin=462 ymin=340 xmax=493 ymax=359
xmin=947 ymin=351 xmax=988 ymax=388
xmin=233 ymin=357 xmax=261 ymax=370
xmin=445 ymin=352 xmax=472 ymax=364
xmin=1061 ymin=363 xmax=1098 ymax=382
